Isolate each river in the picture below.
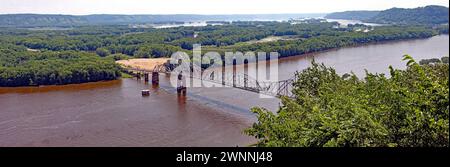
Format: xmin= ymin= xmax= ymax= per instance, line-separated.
xmin=0 ymin=35 xmax=448 ymax=146
xmin=277 ymin=35 xmax=449 ymax=79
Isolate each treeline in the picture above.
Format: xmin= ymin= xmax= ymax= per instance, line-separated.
xmin=246 ymin=56 xmax=449 ymax=147
xmin=215 ymin=26 xmax=440 ymax=58
xmin=420 ymin=56 xmax=449 ymax=65
xmin=0 ymin=46 xmax=121 ymax=86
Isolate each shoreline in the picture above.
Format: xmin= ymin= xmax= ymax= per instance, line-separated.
xmin=0 ymin=79 xmax=122 ymax=94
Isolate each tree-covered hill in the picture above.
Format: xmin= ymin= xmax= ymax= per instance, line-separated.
xmin=326 ymin=5 xmax=449 ymax=25
xmin=324 ymin=11 xmax=380 ymax=21
xmin=0 ymin=14 xmax=89 ymax=27
xmin=368 ymin=5 xmax=449 ymax=25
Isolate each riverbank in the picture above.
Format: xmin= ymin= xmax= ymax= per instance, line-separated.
xmin=0 ymin=79 xmax=122 ymax=94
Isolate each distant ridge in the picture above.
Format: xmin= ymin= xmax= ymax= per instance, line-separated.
xmin=325 ymin=5 xmax=449 ymax=25
xmin=0 ymin=14 xmax=88 ymax=27
xmin=368 ymin=5 xmax=449 ymax=25
xmin=0 ymin=13 xmax=325 ymax=27
xmin=324 ymin=11 xmax=380 ymax=21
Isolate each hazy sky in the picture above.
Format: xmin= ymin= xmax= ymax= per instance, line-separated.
xmin=0 ymin=0 xmax=449 ymax=15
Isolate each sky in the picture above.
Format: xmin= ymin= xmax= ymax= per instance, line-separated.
xmin=0 ymin=0 xmax=449 ymax=15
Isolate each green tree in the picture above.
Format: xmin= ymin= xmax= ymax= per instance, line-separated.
xmin=96 ymin=48 xmax=110 ymax=57
xmin=245 ymin=56 xmax=449 ymax=147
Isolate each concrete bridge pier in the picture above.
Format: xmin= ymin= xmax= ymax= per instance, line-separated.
xmin=222 ymin=59 xmax=226 ymax=86
xmin=152 ymin=72 xmax=159 ymax=85
xmin=244 ymin=59 xmax=248 ymax=88
xmin=177 ymin=72 xmax=187 ymax=96
xmin=136 ymin=72 xmax=141 ymax=80
xmin=177 ymin=86 xmax=187 ymax=96
xmin=232 ymin=59 xmax=237 ymax=87
xmin=144 ymin=73 xmax=149 ymax=82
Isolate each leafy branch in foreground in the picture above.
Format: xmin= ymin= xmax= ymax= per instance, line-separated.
xmin=245 ymin=55 xmax=449 ymax=147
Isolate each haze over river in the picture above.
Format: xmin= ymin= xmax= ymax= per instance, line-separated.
xmin=0 ymin=35 xmax=448 ymax=146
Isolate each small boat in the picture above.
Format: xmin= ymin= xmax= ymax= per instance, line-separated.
xmin=141 ymin=90 xmax=150 ymax=96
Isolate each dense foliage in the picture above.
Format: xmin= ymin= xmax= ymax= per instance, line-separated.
xmin=0 ymin=44 xmax=121 ymax=86
xmin=245 ymin=56 xmax=449 ymax=147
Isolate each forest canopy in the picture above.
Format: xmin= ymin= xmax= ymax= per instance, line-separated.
xmin=0 ymin=46 xmax=121 ymax=86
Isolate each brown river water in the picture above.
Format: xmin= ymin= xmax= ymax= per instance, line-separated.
xmin=0 ymin=35 xmax=448 ymax=146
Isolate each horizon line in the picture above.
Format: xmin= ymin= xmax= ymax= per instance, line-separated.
xmin=0 ymin=4 xmax=447 ymax=16
xmin=0 ymin=13 xmax=329 ymax=16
